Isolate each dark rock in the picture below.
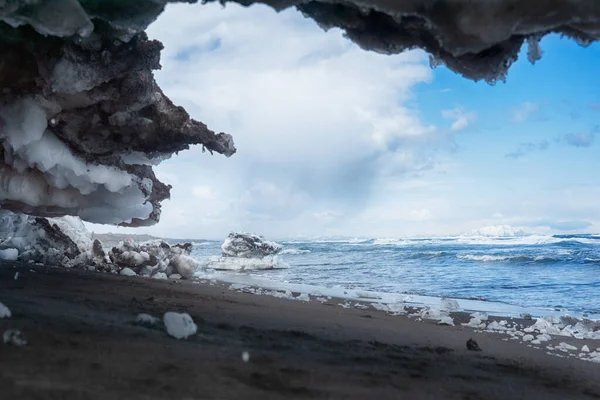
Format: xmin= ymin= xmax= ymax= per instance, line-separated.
xmin=466 ymin=338 xmax=482 ymax=351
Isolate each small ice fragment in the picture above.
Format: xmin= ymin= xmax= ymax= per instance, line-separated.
xmin=470 ymin=312 xmax=488 ymax=321
xmin=522 ymin=334 xmax=534 ymax=342
xmin=120 ymin=267 xmax=136 ymax=276
xmin=3 ymin=329 xmax=26 ymax=346
xmin=136 ymin=313 xmax=160 ymax=327
xmin=296 ymin=293 xmax=309 ymax=302
xmin=582 ymin=345 xmax=590 ymax=353
xmin=438 ymin=316 xmax=455 ymax=326
xmin=152 ymin=272 xmax=168 ymax=280
xmin=523 ymin=327 xmax=534 ymax=333
xmin=163 ymin=312 xmax=197 ymax=339
xmin=0 ymin=248 xmax=18 ymax=261
xmin=242 ymin=351 xmax=250 ymax=363
xmin=486 ymin=321 xmax=507 ymax=331
xmin=168 ymin=274 xmax=182 ymax=280
xmin=13 ymin=272 xmax=18 ymax=280
xmin=0 ymin=302 xmax=11 ymax=318
xmin=530 ymin=339 xmax=541 ymax=345
xmin=557 ymin=342 xmax=578 ymax=351
xmin=441 ymin=298 xmax=460 ymax=312
xmin=499 ymin=320 xmax=507 ymax=326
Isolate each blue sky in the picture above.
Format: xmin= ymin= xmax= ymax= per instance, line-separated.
xmin=88 ymin=3 xmax=600 ymax=239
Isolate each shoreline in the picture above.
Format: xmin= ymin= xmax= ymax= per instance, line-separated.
xmin=200 ymin=268 xmax=600 ymax=320
xmin=1 ymin=262 xmax=599 ymax=399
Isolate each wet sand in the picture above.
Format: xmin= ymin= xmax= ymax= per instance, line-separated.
xmin=1 ymin=263 xmax=599 ymax=399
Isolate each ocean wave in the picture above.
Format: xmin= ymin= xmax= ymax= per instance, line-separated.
xmin=191 ymin=241 xmax=210 ymax=246
xmin=280 ymin=249 xmax=311 ymax=255
xmin=457 ymin=254 xmax=559 ymax=262
xmin=408 ymin=251 xmax=449 ymax=259
xmin=372 ymin=238 xmax=409 ymax=246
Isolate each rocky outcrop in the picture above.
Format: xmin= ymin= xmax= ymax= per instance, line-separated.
xmin=0 ymin=1 xmax=598 ymax=225
xmin=0 ymin=2 xmax=235 ymax=226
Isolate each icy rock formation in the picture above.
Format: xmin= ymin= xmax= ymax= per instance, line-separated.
xmin=0 ymin=210 xmax=196 ymax=278
xmin=0 ymin=210 xmax=87 ymax=265
xmin=205 ymin=232 xmax=288 ymax=270
xmin=221 ymin=232 xmax=282 ymax=258
xmin=0 ymin=2 xmax=235 ymax=226
xmin=108 ymin=239 xmax=197 ymax=278
xmin=0 ymin=0 xmax=598 ymax=225
xmin=208 ymin=0 xmax=600 ymax=83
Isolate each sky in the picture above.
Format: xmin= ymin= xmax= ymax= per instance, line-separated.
xmin=87 ymin=2 xmax=600 ymax=240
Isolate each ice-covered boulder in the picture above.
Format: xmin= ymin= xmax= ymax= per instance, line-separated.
xmin=222 ymin=233 xmax=282 ymax=258
xmin=109 ymin=239 xmax=197 ymax=279
xmin=205 ymin=233 xmax=288 ymax=271
xmin=0 ymin=210 xmax=83 ymax=265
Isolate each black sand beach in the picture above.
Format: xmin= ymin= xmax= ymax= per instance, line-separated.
xmin=1 ymin=263 xmax=599 ymax=399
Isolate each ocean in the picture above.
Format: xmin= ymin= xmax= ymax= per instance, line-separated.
xmin=187 ymin=234 xmax=600 ymax=316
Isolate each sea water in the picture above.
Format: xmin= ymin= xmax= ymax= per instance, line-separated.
xmin=186 ymin=234 xmax=600 ymax=315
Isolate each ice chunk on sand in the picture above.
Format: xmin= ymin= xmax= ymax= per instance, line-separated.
xmin=3 ymin=329 xmax=27 ymax=346
xmin=582 ymin=345 xmax=590 ymax=353
xmin=438 ymin=316 xmax=455 ymax=326
xmin=486 ymin=321 xmax=508 ymax=331
xmin=152 ymin=272 xmax=168 ymax=280
xmin=0 ymin=248 xmax=18 ymax=261
xmin=120 ymin=267 xmax=136 ymax=276
xmin=470 ymin=312 xmax=489 ymax=321
xmin=557 ymin=342 xmax=578 ymax=351
xmin=418 ymin=306 xmax=443 ymax=321
xmin=135 ymin=313 xmax=160 ymax=327
xmin=163 ymin=312 xmax=197 ymax=339
xmin=440 ymin=298 xmax=460 ymax=312
xmin=242 ymin=351 xmax=250 ymax=363
xmin=0 ymin=302 xmax=11 ymax=318
xmin=170 ymin=254 xmax=197 ymax=278
xmin=522 ymin=334 xmax=534 ymax=342
xmin=296 ymin=293 xmax=310 ymax=302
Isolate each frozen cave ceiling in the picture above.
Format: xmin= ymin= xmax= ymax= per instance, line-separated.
xmin=0 ymin=0 xmax=598 ymax=226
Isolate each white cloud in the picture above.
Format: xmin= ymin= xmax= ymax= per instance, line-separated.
xmin=122 ymin=2 xmax=450 ymax=238
xmin=441 ymin=107 xmax=477 ymax=131
xmin=510 ymin=101 xmax=539 ymax=123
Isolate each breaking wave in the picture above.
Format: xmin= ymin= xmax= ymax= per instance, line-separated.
xmin=457 ymin=254 xmax=559 ymax=262
xmin=280 ymin=249 xmax=311 ymax=255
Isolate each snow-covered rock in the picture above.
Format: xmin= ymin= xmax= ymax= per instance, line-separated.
xmin=163 ymin=312 xmax=197 ymax=339
xmin=221 ymin=233 xmax=282 ymax=258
